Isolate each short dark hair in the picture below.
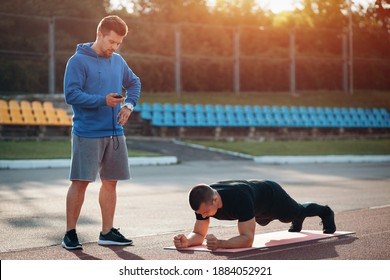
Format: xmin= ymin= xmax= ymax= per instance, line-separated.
xmin=97 ymin=15 xmax=128 ymax=37
xmin=189 ymin=184 xmax=215 ymax=211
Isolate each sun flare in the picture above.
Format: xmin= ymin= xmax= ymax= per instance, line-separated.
xmin=206 ymin=0 xmax=300 ymax=14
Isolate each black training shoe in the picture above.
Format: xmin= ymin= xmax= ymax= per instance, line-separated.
xmin=321 ymin=206 xmax=336 ymax=234
xmin=288 ymin=216 xmax=305 ymax=232
xmin=62 ymin=229 xmax=82 ymax=250
xmin=98 ymin=228 xmax=133 ymax=246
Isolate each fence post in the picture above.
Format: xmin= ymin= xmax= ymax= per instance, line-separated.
xmin=48 ymin=17 xmax=56 ymax=94
xmin=290 ymin=29 xmax=296 ymax=94
xmin=233 ymin=28 xmax=240 ymax=95
xmin=347 ymin=0 xmax=354 ymax=95
xmin=175 ymin=25 xmax=181 ymax=97
xmin=342 ymin=31 xmax=348 ymax=93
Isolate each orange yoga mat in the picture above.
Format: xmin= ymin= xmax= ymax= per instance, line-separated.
xmin=164 ymin=230 xmax=355 ymax=253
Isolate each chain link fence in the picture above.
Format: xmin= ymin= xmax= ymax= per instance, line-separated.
xmin=1 ymin=12 xmax=389 ymax=95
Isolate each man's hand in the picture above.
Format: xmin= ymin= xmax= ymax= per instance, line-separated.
xmin=173 ymin=234 xmax=190 ymax=248
xmin=106 ymin=93 xmax=124 ymax=107
xmin=205 ymin=234 xmax=220 ymax=250
xmin=117 ymin=106 xmax=132 ymax=125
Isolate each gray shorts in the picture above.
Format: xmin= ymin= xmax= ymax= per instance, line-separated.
xmin=69 ymin=134 xmax=130 ymax=182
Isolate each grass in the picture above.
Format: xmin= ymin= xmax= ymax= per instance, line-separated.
xmin=187 ymin=139 xmax=390 ymax=156
xmin=139 ymin=90 xmax=390 ymax=110
xmin=0 ymin=140 xmax=161 ymax=160
xmin=1 ymin=139 xmax=389 ymax=160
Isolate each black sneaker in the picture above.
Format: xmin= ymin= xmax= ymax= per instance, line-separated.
xmin=288 ymin=216 xmax=305 ymax=232
xmin=98 ymin=228 xmax=133 ymax=246
xmin=62 ymin=229 xmax=82 ymax=250
xmin=321 ymin=206 xmax=336 ymax=234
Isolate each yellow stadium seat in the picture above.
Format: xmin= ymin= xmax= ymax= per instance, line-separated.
xmin=47 ymin=114 xmax=60 ymax=125
xmin=9 ymin=100 xmax=20 ymax=110
xmin=22 ymin=108 xmax=34 ymax=117
xmin=58 ymin=114 xmax=72 ymax=125
xmin=35 ymin=114 xmax=48 ymax=125
xmin=10 ymin=114 xmax=24 ymax=125
xmin=32 ymin=101 xmax=43 ymax=111
xmin=23 ymin=114 xmax=37 ymax=125
xmin=56 ymin=108 xmax=67 ymax=117
xmin=0 ymin=110 xmax=12 ymax=124
xmin=43 ymin=101 xmax=54 ymax=110
xmin=0 ymin=99 xmax=8 ymax=109
xmin=20 ymin=100 xmax=32 ymax=110
xmin=0 ymin=107 xmax=8 ymax=115
xmin=9 ymin=108 xmax=21 ymax=116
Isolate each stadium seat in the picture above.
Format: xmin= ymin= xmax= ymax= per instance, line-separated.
xmin=225 ymin=105 xmax=235 ymax=114
xmin=234 ymin=105 xmax=244 ymax=114
xmin=0 ymin=110 xmax=12 ymax=124
xmin=174 ymin=103 xmax=185 ymax=113
xmin=163 ymin=103 xmax=173 ymax=112
xmin=20 ymin=100 xmax=32 ymax=110
xmin=0 ymin=99 xmax=8 ymax=109
xmin=215 ymin=105 xmax=224 ymax=113
xmin=185 ymin=104 xmax=195 ymax=113
xmin=32 ymin=101 xmax=44 ymax=113
xmin=133 ymin=103 xmax=141 ymax=112
xmin=298 ymin=106 xmax=308 ymax=114
xmin=244 ymin=105 xmax=253 ymax=115
xmin=43 ymin=101 xmax=54 ymax=111
xmin=204 ymin=104 xmax=215 ymax=113
xmin=141 ymin=103 xmax=151 ymax=112
xmin=194 ymin=104 xmax=204 ymax=114
xmin=10 ymin=111 xmax=24 ymax=124
xmin=9 ymin=100 xmax=20 ymax=110
xmin=153 ymin=103 xmax=163 ymax=113
xmin=151 ymin=113 xmax=163 ymax=126
xmin=141 ymin=111 xmax=152 ymax=120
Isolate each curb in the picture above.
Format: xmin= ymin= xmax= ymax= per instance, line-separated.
xmin=0 ymin=156 xmax=178 ymax=170
xmin=253 ymin=155 xmax=390 ymax=164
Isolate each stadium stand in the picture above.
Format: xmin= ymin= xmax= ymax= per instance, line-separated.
xmin=136 ymin=102 xmax=390 ymax=139
xmin=139 ymin=103 xmax=390 ymax=128
xmin=0 ymin=99 xmax=72 ymax=138
xmin=1 ymin=99 xmax=389 ymax=140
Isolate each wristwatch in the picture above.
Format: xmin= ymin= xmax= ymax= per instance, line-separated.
xmin=123 ymin=103 xmax=134 ymax=111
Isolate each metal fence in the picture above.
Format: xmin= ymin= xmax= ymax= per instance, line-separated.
xmin=1 ymin=12 xmax=389 ymax=96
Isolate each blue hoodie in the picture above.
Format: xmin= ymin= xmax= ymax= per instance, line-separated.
xmin=64 ymin=42 xmax=141 ymax=138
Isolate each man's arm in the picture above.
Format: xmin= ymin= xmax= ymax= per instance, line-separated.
xmin=205 ymin=217 xmax=256 ymax=250
xmin=173 ymin=219 xmax=209 ymax=248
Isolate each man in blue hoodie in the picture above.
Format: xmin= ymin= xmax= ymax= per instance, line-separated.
xmin=62 ymin=15 xmax=141 ymax=250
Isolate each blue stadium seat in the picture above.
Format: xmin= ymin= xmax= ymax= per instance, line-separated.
xmin=174 ymin=103 xmax=184 ymax=113
xmin=185 ymin=104 xmax=195 ymax=113
xmin=235 ymin=105 xmax=244 ymax=115
xmin=134 ymin=103 xmax=142 ymax=112
xmin=141 ymin=111 xmax=152 ymax=120
xmin=263 ymin=106 xmax=272 ymax=114
xmin=194 ymin=104 xmax=204 ymax=113
xmin=174 ymin=112 xmax=185 ymax=123
xmin=163 ymin=103 xmax=173 ymax=112
xmin=215 ymin=105 xmax=225 ymax=114
xmin=244 ymin=105 xmax=253 ymax=115
xmin=290 ymin=106 xmax=299 ymax=114
xmin=298 ymin=106 xmax=308 ymax=115
xmin=225 ymin=105 xmax=235 ymax=114
xmin=185 ymin=112 xmax=196 ymax=126
xmin=195 ymin=112 xmax=207 ymax=126
xmin=153 ymin=103 xmax=163 ymax=112
xmin=205 ymin=104 xmax=215 ymax=113
xmin=141 ymin=102 xmax=151 ymax=112
xmin=151 ymin=112 xmax=163 ymax=126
